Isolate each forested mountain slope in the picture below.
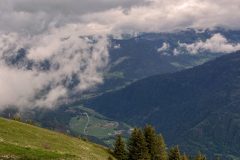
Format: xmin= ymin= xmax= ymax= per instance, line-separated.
xmin=86 ymin=51 xmax=240 ymax=158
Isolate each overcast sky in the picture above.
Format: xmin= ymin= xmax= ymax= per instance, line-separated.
xmin=0 ymin=0 xmax=239 ymax=110
xmin=1 ymin=0 xmax=240 ymax=34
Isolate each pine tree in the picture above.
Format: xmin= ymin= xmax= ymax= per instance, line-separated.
xmin=113 ymin=135 xmax=127 ymax=160
xmin=128 ymin=128 xmax=150 ymax=160
xmin=195 ymin=152 xmax=207 ymax=160
xmin=168 ymin=146 xmax=181 ymax=160
xmin=154 ymin=134 xmax=168 ymax=160
xmin=181 ymin=153 xmax=189 ymax=160
xmin=144 ymin=125 xmax=157 ymax=159
xmin=144 ymin=125 xmax=168 ymax=160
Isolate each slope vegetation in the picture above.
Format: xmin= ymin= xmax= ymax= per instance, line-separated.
xmin=0 ymin=117 xmax=113 ymax=160
xmin=86 ymin=51 xmax=240 ymax=158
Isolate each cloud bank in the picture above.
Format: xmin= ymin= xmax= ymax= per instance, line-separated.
xmin=0 ymin=25 xmax=109 ymax=110
xmin=179 ymin=34 xmax=240 ymax=54
xmin=1 ymin=0 xmax=240 ymax=34
xmin=0 ymin=0 xmax=240 ymax=110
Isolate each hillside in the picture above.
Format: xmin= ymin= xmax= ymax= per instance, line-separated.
xmin=0 ymin=117 xmax=114 ymax=160
xmin=23 ymin=29 xmax=236 ymax=145
xmin=85 ymin=51 xmax=240 ymax=159
xmin=98 ymin=29 xmax=228 ymax=93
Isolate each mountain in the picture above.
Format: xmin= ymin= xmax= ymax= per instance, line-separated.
xmin=0 ymin=117 xmax=114 ymax=160
xmin=85 ymin=51 xmax=240 ymax=159
xmin=98 ymin=29 xmax=227 ymax=93
xmin=2 ymin=30 xmax=226 ymax=145
xmin=3 ymin=29 xmax=240 ymax=156
xmin=11 ymin=29 xmax=240 ymax=149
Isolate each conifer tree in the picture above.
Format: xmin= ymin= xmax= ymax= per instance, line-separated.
xmin=195 ymin=152 xmax=207 ymax=160
xmin=144 ymin=125 xmax=157 ymax=159
xmin=128 ymin=128 xmax=150 ymax=160
xmin=154 ymin=134 xmax=168 ymax=160
xmin=144 ymin=125 xmax=168 ymax=160
xmin=168 ymin=146 xmax=181 ymax=160
xmin=181 ymin=153 xmax=189 ymax=160
xmin=113 ymin=135 xmax=127 ymax=160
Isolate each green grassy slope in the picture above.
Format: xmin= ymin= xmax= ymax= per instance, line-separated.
xmin=0 ymin=117 xmax=114 ymax=160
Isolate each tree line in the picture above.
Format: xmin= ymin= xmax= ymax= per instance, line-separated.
xmin=112 ymin=125 xmax=218 ymax=160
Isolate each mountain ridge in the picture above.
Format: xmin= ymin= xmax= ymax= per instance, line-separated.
xmin=85 ymin=51 xmax=240 ymax=158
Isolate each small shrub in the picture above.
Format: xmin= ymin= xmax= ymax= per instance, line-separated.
xmin=108 ymin=156 xmax=114 ymax=160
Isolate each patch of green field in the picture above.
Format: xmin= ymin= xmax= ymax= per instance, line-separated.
xmin=69 ymin=106 xmax=131 ymax=146
xmin=104 ymin=72 xmax=124 ymax=79
xmin=170 ymin=62 xmax=192 ymax=68
xmin=0 ymin=117 xmax=114 ymax=160
xmin=192 ymin=58 xmax=211 ymax=66
xmin=70 ymin=116 xmax=117 ymax=139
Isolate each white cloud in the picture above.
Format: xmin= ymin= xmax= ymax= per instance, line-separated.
xmin=0 ymin=25 xmax=109 ymax=110
xmin=179 ymin=34 xmax=240 ymax=54
xmin=157 ymin=43 xmax=170 ymax=52
xmin=0 ymin=0 xmax=240 ymax=34
xmin=0 ymin=0 xmax=240 ymax=110
xmin=76 ymin=0 xmax=240 ymax=34
xmin=113 ymin=44 xmax=121 ymax=49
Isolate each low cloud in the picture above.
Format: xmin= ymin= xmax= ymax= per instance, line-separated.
xmin=157 ymin=43 xmax=170 ymax=52
xmin=0 ymin=0 xmax=240 ymax=34
xmin=179 ymin=34 xmax=240 ymax=54
xmin=0 ymin=0 xmax=240 ymax=110
xmin=0 ymin=25 xmax=109 ymax=110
